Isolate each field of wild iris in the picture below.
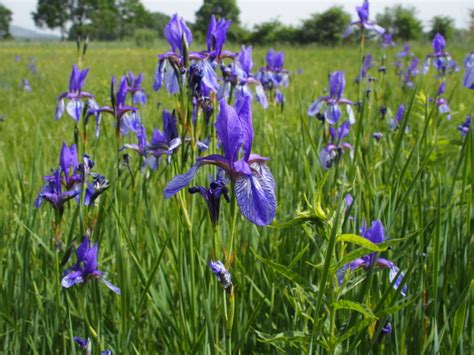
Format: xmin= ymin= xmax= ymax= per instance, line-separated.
xmin=0 ymin=7 xmax=473 ymax=355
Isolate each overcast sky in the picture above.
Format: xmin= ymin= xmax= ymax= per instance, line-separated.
xmin=4 ymin=0 xmax=473 ymax=35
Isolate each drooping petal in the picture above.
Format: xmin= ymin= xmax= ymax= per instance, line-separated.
xmin=55 ymin=98 xmax=65 ymax=120
xmin=100 ymin=278 xmax=121 ymax=295
xmin=153 ymin=59 xmax=166 ymax=91
xmin=163 ymin=162 xmax=201 ymax=198
xmin=234 ymin=162 xmax=276 ymax=226
xmin=255 ymin=84 xmax=268 ymax=109
xmin=66 ymin=99 xmax=84 ymax=121
xmin=307 ymin=98 xmax=325 ymax=116
xmin=61 ymin=270 xmax=84 ymax=288
xmin=388 ymin=263 xmax=407 ymax=296
xmin=325 ymin=104 xmax=342 ymax=125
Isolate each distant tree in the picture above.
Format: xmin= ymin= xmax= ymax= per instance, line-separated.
xmin=32 ymin=0 xmax=69 ymax=40
xmin=299 ymin=7 xmax=350 ymax=45
xmin=194 ymin=0 xmax=240 ymax=40
xmin=149 ymin=11 xmax=170 ymax=36
xmin=0 ymin=2 xmax=12 ymax=39
xmin=470 ymin=9 xmax=474 ymax=35
xmin=248 ymin=19 xmax=297 ymax=45
xmin=429 ymin=16 xmax=455 ymax=39
xmin=376 ymin=5 xmax=423 ymax=40
xmin=116 ymin=0 xmax=152 ymax=40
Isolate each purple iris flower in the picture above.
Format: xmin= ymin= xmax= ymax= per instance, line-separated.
xmin=308 ymin=71 xmax=355 ymax=125
xmin=457 ymin=115 xmax=471 ymax=136
xmin=397 ymin=43 xmax=411 ymax=58
xmin=373 ymin=132 xmax=383 ymax=140
xmin=357 ymin=54 xmax=374 ymax=82
xmin=164 ymin=13 xmax=192 ymax=56
xmin=320 ymin=120 xmax=353 ymax=169
xmin=98 ymin=76 xmax=138 ymax=134
xmin=164 ymin=96 xmax=276 ymax=226
xmin=209 ymin=260 xmax=232 ymax=289
xmin=337 ymin=220 xmax=407 ymax=297
xmin=22 ymin=78 xmax=31 ymax=92
xmin=423 ymin=33 xmax=459 ymax=76
xmin=84 ymin=173 xmax=110 ymax=207
xmin=219 ymin=46 xmax=268 ymax=108
xmin=34 ymin=168 xmax=80 ymax=212
xmin=381 ymin=33 xmax=395 ymax=48
xmin=389 ymin=104 xmax=405 ymax=129
xmin=381 ymin=322 xmax=393 ymax=335
xmin=433 ymin=81 xmax=451 ymax=120
xmin=55 ymin=64 xmax=95 ymax=121
xmin=74 ymin=336 xmax=90 ymax=350
xmin=206 ymin=15 xmax=233 ymax=61
xmin=126 ymin=72 xmax=147 ymax=105
xmin=147 ymin=109 xmax=182 ymax=165
xmin=402 ymin=57 xmax=420 ymax=88
xmin=256 ymin=49 xmax=289 ymax=104
xmin=343 ymin=0 xmax=385 ymax=38
xmin=189 ymin=170 xmax=230 ymax=225
xmin=463 ymin=52 xmax=474 ymax=89
xmin=62 ymin=236 xmax=121 ymax=295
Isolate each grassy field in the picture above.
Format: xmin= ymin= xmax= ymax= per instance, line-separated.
xmin=0 ymin=38 xmax=472 ymax=354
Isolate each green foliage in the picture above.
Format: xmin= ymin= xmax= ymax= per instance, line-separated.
xmin=429 ymin=16 xmax=456 ymax=40
xmin=299 ymin=6 xmax=351 ymax=45
xmin=376 ymin=5 xmax=423 ymax=40
xmin=194 ymin=0 xmax=241 ymax=41
xmin=247 ymin=19 xmax=297 ymax=45
xmin=133 ymin=28 xmax=155 ymax=46
xmin=0 ymin=1 xmax=12 ymax=39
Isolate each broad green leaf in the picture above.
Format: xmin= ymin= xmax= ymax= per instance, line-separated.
xmin=336 ymin=234 xmax=387 ymax=252
xmin=333 ymin=300 xmax=377 ymax=319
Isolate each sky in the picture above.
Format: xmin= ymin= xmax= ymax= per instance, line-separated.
xmin=4 ymin=0 xmax=473 ymax=35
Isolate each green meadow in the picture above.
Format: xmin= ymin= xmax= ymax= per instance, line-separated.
xmin=0 ymin=40 xmax=472 ymax=353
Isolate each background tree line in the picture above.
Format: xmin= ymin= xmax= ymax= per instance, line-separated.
xmin=0 ymin=0 xmax=473 ymax=44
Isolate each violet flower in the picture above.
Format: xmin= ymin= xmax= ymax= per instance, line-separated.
xmin=256 ymin=48 xmax=289 ymax=104
xmin=356 ymin=54 xmax=374 ymax=83
xmin=189 ymin=170 xmax=230 ymax=225
xmin=433 ymin=81 xmax=451 ymax=120
xmin=397 ymin=43 xmax=411 ymax=58
xmin=463 ymin=52 xmax=474 ymax=90
xmin=126 ymin=72 xmax=147 ymax=105
xmin=402 ymin=57 xmax=420 ymax=88
xmin=219 ymin=46 xmax=268 ymax=108
xmin=337 ymin=220 xmax=407 ymax=296
xmin=320 ymin=120 xmax=353 ymax=169
xmin=373 ymin=132 xmax=383 ymax=140
xmin=22 ymin=78 xmax=31 ymax=92
xmin=423 ymin=33 xmax=459 ymax=76
xmin=308 ymin=71 xmax=355 ymax=125
xmin=206 ymin=15 xmax=233 ymax=62
xmin=164 ymin=96 xmax=276 ymax=226
xmin=381 ymin=33 xmax=395 ymax=48
xmin=343 ymin=0 xmax=385 ymax=38
xmin=209 ymin=260 xmax=232 ymax=289
xmin=55 ymin=64 xmax=95 ymax=121
xmin=457 ymin=115 xmax=471 ymax=136
xmin=62 ymin=236 xmax=121 ymax=295
xmin=147 ymin=110 xmax=182 ymax=163
xmin=389 ymin=104 xmax=405 ymax=129
xmin=34 ymin=168 xmax=79 ymax=212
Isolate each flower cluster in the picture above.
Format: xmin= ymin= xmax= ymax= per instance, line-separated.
xmin=256 ymin=48 xmax=290 ymax=105
xmin=422 ymin=33 xmax=459 ymax=77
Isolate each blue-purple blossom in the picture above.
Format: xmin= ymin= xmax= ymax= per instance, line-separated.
xmin=357 ymin=54 xmax=374 ymax=82
xmin=34 ymin=168 xmax=80 ymax=212
xmin=126 ymin=72 xmax=147 ymax=105
xmin=434 ymin=81 xmax=451 ymax=120
xmin=164 ymin=96 xmax=276 ymax=226
xmin=343 ymin=0 xmax=385 ymax=38
xmin=219 ymin=46 xmax=268 ymax=109
xmin=62 ymin=237 xmax=121 ymax=295
xmin=381 ymin=33 xmax=395 ymax=48
xmin=397 ymin=43 xmax=411 ymax=58
xmin=337 ymin=220 xmax=407 ymax=296
xmin=389 ymin=104 xmax=405 ymax=129
xmin=22 ymin=78 xmax=31 ymax=92
xmin=55 ymin=64 xmax=95 ymax=121
xmin=373 ymin=132 xmax=383 ymax=141
xmin=308 ymin=71 xmax=355 ymax=125
xmin=209 ymin=260 xmax=232 ymax=289
xmin=463 ymin=52 xmax=474 ymax=89
xmin=256 ymin=49 xmax=289 ymax=105
xmin=189 ymin=170 xmax=230 ymax=225
xmin=206 ymin=15 xmax=233 ymax=61
xmin=320 ymin=120 xmax=353 ymax=169
xmin=457 ymin=115 xmax=471 ymax=136
xmin=423 ymin=33 xmax=459 ymax=76
xmin=164 ymin=13 xmax=192 ymax=56
xmin=73 ymin=336 xmax=90 ymax=351
xmin=402 ymin=57 xmax=420 ymax=88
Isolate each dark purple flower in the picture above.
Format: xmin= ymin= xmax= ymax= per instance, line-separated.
xmin=34 ymin=168 xmax=80 ymax=211
xmin=62 ymin=237 xmax=121 ymax=295
xmin=73 ymin=336 xmax=89 ymax=350
xmin=206 ymin=15 xmax=232 ymax=59
xmin=457 ymin=115 xmax=471 ymax=136
xmin=381 ymin=322 xmax=393 ymax=335
xmin=397 ymin=43 xmax=411 ymax=58
xmin=147 ymin=109 xmax=182 ymax=163
xmin=344 ymin=0 xmax=385 ymax=37
xmin=189 ymin=170 xmax=230 ymax=225
xmin=373 ymin=132 xmax=383 ymax=141
xmin=320 ymin=120 xmax=353 ymax=169
xmin=402 ymin=57 xmax=420 ymax=88
xmin=463 ymin=52 xmax=474 ymax=89
xmin=390 ymin=104 xmax=405 ymax=129
xmin=256 ymin=49 xmax=289 ymax=105
xmin=84 ymin=173 xmax=110 ymax=206
xmin=337 ymin=220 xmax=407 ymax=296
xmin=209 ymin=260 xmax=232 ymax=289
xmin=164 ymin=13 xmax=192 ymax=56
xmin=55 ymin=64 xmax=95 ymax=121
xmin=357 ymin=54 xmax=374 ymax=82
xmin=126 ymin=72 xmax=147 ymax=105
xmin=218 ymin=46 xmax=268 ymax=109
xmin=423 ymin=33 xmax=459 ymax=76
xmin=381 ymin=33 xmax=395 ymax=48
xmin=308 ymin=71 xmax=355 ymax=125
xmin=164 ymin=96 xmax=276 ymax=226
